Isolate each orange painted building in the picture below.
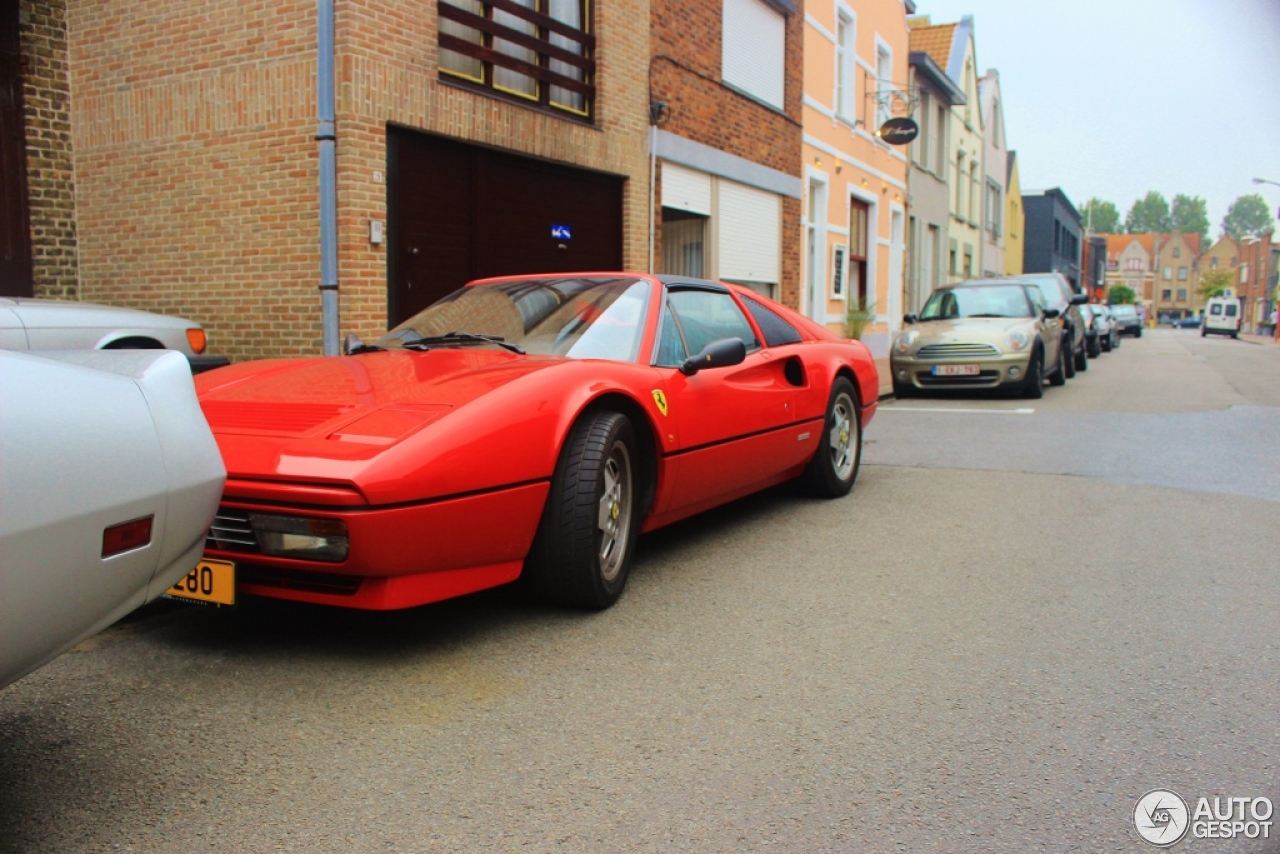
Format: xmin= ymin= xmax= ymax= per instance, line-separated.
xmin=801 ymin=0 xmax=913 ymax=387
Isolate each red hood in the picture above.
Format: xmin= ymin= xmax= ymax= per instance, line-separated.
xmin=196 ymin=350 xmax=564 ymax=496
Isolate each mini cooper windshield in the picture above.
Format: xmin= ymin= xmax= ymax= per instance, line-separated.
xmin=920 ymin=285 xmax=1034 ymax=320
xmin=377 ymin=277 xmax=652 ymax=361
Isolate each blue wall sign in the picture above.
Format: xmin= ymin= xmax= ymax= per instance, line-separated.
xmin=551 ymin=224 xmax=572 ymax=241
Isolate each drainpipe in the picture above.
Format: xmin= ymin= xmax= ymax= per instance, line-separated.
xmin=317 ymin=0 xmax=339 ymax=355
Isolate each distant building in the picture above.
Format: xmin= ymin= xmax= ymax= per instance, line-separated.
xmin=1022 ymin=188 xmax=1082 ymax=292
xmin=1152 ymin=233 xmax=1202 ymax=321
xmin=1003 ymin=152 xmax=1024 ymax=276
xmin=977 ymin=69 xmax=1008 ymax=278
xmin=1105 ymin=233 xmax=1155 ymax=307
xmin=908 ymin=14 xmax=984 ymax=283
xmin=905 ymin=45 xmax=965 ymax=312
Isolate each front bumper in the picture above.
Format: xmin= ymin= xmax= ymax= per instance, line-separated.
xmin=202 ymin=480 xmax=549 ymax=610
xmin=891 ymin=350 xmax=1032 ymax=391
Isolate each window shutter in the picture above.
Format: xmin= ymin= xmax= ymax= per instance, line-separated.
xmin=661 ymin=164 xmax=712 ymax=215
xmin=722 ymin=0 xmax=785 ymax=110
xmin=718 ymin=180 xmax=780 ymax=284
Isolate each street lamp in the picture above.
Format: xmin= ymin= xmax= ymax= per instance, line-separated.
xmin=1253 ymin=177 xmax=1280 ymax=188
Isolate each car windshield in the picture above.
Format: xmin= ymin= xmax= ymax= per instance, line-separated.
xmin=1111 ymin=306 xmax=1136 ymax=317
xmin=920 ymin=286 xmax=1032 ymax=320
xmin=376 ymin=277 xmax=651 ymax=362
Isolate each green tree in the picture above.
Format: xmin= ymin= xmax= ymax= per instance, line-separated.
xmin=1221 ymin=194 xmax=1276 ymax=239
xmin=1124 ymin=191 xmax=1172 ymax=233
xmin=1081 ymin=198 xmax=1120 ymax=233
xmin=1197 ymin=268 xmax=1232 ymax=300
xmin=1171 ymin=194 xmax=1210 ymax=246
xmin=1108 ymin=284 xmax=1137 ymax=305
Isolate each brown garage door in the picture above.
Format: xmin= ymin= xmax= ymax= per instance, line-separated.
xmin=388 ymin=127 xmax=623 ymax=326
xmin=0 ymin=0 xmax=32 ymax=297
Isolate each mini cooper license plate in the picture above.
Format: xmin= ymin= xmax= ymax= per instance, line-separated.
xmin=166 ymin=558 xmax=236 ymax=606
xmin=932 ymin=364 xmax=981 ymax=376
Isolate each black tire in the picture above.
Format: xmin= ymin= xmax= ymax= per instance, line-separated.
xmin=1101 ymin=336 xmax=1111 ymax=353
xmin=1231 ymin=330 xmax=1239 ymax=339
xmin=802 ymin=377 xmax=861 ymax=498
xmin=1049 ymin=339 xmax=1067 ymax=386
xmin=525 ymin=410 xmax=640 ymax=609
xmin=1201 ymin=326 xmax=1207 ymax=337
xmin=1075 ymin=340 xmax=1089 ymax=371
xmin=1135 ymin=328 xmax=1143 ymax=338
xmin=1064 ymin=335 xmax=1076 ymax=378
xmin=1087 ymin=336 xmax=1101 ymax=358
xmin=1021 ymin=346 xmax=1044 ymax=399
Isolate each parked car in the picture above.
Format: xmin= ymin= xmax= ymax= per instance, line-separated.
xmin=1202 ymin=296 xmax=1242 ymax=338
xmin=960 ymin=273 xmax=1089 ymax=376
xmin=0 ymin=349 xmax=225 ymax=689
xmin=1090 ymin=304 xmax=1120 ymax=351
xmin=1175 ymin=314 xmax=1202 ymax=329
xmin=1078 ymin=304 xmax=1103 ymax=358
xmin=892 ymin=281 xmax=1065 ymax=399
xmin=1110 ymin=304 xmax=1143 ymax=337
xmin=188 ymin=274 xmax=879 ymax=612
xmin=0 ymin=296 xmax=229 ymax=372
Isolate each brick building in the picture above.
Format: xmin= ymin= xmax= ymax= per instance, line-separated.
xmin=4 ymin=0 xmax=651 ymax=360
xmin=649 ymin=0 xmax=802 ymax=307
xmin=1151 ymin=232 xmax=1201 ymax=322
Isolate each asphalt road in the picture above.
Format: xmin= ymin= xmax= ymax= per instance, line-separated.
xmin=2 ymin=328 xmax=1278 ymax=853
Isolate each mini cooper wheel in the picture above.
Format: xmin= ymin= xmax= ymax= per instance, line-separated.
xmin=526 ymin=410 xmax=640 ymax=609
xmin=1021 ymin=347 xmax=1044 ymax=399
xmin=1075 ymin=340 xmax=1089 ymax=371
xmin=1048 ymin=341 xmax=1067 ymax=387
xmin=802 ymin=377 xmax=861 ymax=498
xmin=1064 ymin=336 xmax=1077 ymax=378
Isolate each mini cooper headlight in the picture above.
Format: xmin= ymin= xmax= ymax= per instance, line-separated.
xmin=1005 ymin=329 xmax=1030 ymax=351
xmin=894 ymin=330 xmax=919 ymax=355
xmin=249 ymin=513 xmax=349 ymax=562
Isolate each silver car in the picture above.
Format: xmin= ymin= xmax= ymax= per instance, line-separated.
xmin=0 ymin=349 xmax=226 ymax=688
xmin=0 ymin=297 xmax=228 ymax=372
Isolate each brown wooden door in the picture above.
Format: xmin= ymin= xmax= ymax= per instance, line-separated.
xmin=0 ymin=0 xmax=32 ymax=297
xmin=389 ymin=128 xmax=623 ymax=326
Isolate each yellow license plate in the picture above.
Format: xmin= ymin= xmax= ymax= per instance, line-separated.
xmin=166 ymin=558 xmax=236 ymax=606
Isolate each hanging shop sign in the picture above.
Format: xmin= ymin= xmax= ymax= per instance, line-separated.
xmin=877 ymin=117 xmax=919 ymax=146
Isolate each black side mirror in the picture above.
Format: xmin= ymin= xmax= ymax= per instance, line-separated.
xmin=343 ymin=333 xmax=364 ymax=355
xmin=1070 ymin=293 xmax=1088 ymax=305
xmin=903 ymin=313 xmax=918 ymax=325
xmin=1043 ymin=308 xmax=1061 ymax=319
xmin=680 ymin=337 xmax=747 ymax=376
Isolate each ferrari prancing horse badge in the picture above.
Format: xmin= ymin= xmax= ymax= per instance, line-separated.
xmin=651 ymin=389 xmax=668 ymax=417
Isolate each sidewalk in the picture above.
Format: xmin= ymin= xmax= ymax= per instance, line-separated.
xmin=1239 ymin=332 xmax=1279 ymax=346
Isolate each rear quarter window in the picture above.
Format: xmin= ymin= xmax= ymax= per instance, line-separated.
xmin=741 ymin=297 xmax=803 ymax=346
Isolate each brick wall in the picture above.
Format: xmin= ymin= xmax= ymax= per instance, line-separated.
xmin=650 ymin=0 xmax=802 ymax=307
xmin=64 ymin=0 xmax=651 ymax=359
xmin=19 ymin=0 xmax=78 ymax=299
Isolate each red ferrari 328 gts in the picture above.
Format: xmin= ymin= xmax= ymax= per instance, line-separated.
xmin=186 ymin=274 xmax=879 ymax=611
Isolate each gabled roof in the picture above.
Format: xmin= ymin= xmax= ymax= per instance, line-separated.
xmin=909 ymin=50 xmax=966 ymax=105
xmin=909 ymin=22 xmax=957 ymax=75
xmin=1106 ymin=234 xmax=1154 ymax=259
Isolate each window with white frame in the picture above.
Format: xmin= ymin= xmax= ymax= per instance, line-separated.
xmin=875 ymin=43 xmax=892 ymax=128
xmin=969 ymin=160 xmax=980 ymax=224
xmin=1178 ymin=266 xmax=1187 ymax=280
xmin=835 ymin=10 xmax=855 ymax=122
xmin=986 ymin=179 xmax=1002 ymax=237
xmin=722 ymin=0 xmax=785 ymax=110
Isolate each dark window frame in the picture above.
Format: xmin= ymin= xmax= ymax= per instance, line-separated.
xmin=437 ymin=0 xmax=596 ymax=122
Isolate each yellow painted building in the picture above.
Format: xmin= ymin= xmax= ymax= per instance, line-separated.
xmin=1004 ymin=151 xmax=1024 ymax=275
xmin=801 ymin=0 xmax=912 ymax=388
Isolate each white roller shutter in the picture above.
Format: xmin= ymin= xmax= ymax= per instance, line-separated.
xmin=718 ymin=180 xmax=780 ymax=284
xmin=722 ymin=0 xmax=785 ymax=110
xmin=661 ymin=163 xmax=712 ymax=215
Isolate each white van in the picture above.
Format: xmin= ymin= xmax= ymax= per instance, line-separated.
xmin=1203 ymin=295 xmax=1242 ymax=338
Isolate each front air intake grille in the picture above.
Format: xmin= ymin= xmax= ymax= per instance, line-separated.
xmin=916 ymin=370 xmax=1002 ymax=386
xmin=915 ymin=343 xmax=1001 ymax=360
xmin=238 ymin=565 xmax=363 ymax=596
xmin=207 ymin=508 xmax=259 ymax=553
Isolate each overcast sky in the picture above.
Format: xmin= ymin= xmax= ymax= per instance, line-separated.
xmin=910 ymin=0 xmax=1280 ymax=238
